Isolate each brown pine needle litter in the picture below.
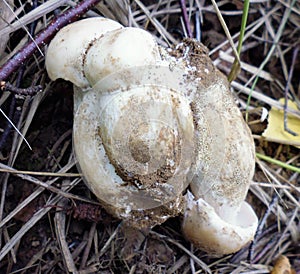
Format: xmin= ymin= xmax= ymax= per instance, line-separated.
xmin=0 ymin=0 xmax=299 ymax=273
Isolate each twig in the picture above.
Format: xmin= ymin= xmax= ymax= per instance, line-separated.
xmin=0 ymin=0 xmax=100 ymax=82
xmin=0 ymin=81 xmax=42 ymax=96
xmin=0 ymin=0 xmax=41 ymax=151
xmin=0 ymin=54 xmax=27 ymax=261
xmin=179 ymin=0 xmax=193 ymax=38
xmin=0 ymin=67 xmax=25 ymax=150
xmin=0 ymin=93 xmax=15 ymax=150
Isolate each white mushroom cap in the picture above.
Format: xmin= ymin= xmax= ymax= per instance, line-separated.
xmin=45 ymin=17 xmax=123 ymax=89
xmin=182 ymin=191 xmax=258 ymax=256
xmin=83 ymin=27 xmax=161 ymax=86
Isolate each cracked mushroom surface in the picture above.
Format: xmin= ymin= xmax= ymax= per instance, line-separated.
xmin=45 ymin=17 xmax=258 ymax=254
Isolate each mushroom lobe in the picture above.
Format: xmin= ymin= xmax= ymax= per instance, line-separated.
xmin=45 ymin=17 xmax=123 ymax=89
xmin=182 ymin=191 xmax=258 ymax=256
xmin=73 ymin=65 xmax=197 ymax=227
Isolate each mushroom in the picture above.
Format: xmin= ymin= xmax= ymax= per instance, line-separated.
xmin=45 ymin=17 xmax=258 ymax=255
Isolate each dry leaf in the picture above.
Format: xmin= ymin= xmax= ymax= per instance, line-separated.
xmin=271 ymin=255 xmax=293 ymax=274
xmin=262 ymin=98 xmax=300 ymax=147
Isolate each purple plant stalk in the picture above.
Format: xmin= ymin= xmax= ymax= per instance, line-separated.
xmin=179 ymin=0 xmax=193 ymax=38
xmin=0 ymin=0 xmax=100 ymax=82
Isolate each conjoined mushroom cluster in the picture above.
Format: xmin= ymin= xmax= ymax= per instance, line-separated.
xmin=46 ymin=17 xmax=258 ymax=256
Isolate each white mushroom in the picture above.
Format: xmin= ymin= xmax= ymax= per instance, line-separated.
xmin=45 ymin=17 xmax=258 ymax=254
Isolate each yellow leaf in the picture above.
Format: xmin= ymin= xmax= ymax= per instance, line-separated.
xmin=262 ymin=98 xmax=300 ymax=147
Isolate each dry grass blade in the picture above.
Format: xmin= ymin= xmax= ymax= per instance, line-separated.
xmin=0 ymin=167 xmax=81 ymax=177
xmin=55 ymin=182 xmax=78 ymax=273
xmin=150 ymin=231 xmax=212 ymax=274
xmin=0 ymin=0 xmax=69 ymax=37
xmin=0 ymin=0 xmax=13 ymax=56
xmin=0 ymin=177 xmax=80 ymax=261
xmin=0 ymin=107 xmax=31 ymax=149
xmin=0 ymin=161 xmax=78 ymax=229
xmin=134 ymin=0 xmax=177 ymax=45
xmin=210 ymin=0 xmax=240 ymax=63
xmin=219 ymin=51 xmax=273 ymax=81
xmin=0 ymin=163 xmax=95 ymax=203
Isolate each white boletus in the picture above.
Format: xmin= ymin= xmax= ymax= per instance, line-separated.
xmin=45 ymin=17 xmax=258 ymax=255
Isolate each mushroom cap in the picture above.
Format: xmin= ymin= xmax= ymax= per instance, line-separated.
xmin=83 ymin=27 xmax=161 ymax=86
xmin=182 ymin=191 xmax=258 ymax=256
xmin=73 ymin=65 xmax=196 ymax=227
xmin=45 ymin=17 xmax=123 ymax=89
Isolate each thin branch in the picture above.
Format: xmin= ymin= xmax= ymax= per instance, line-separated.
xmin=0 ymin=0 xmax=100 ymax=82
xmin=0 ymin=81 xmax=42 ymax=96
xmin=179 ymin=0 xmax=193 ymax=38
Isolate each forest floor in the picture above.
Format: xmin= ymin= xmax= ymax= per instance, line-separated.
xmin=0 ymin=0 xmax=299 ymax=273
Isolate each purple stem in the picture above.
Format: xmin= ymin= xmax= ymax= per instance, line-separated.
xmin=179 ymin=0 xmax=193 ymax=38
xmin=0 ymin=0 xmax=100 ymax=82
